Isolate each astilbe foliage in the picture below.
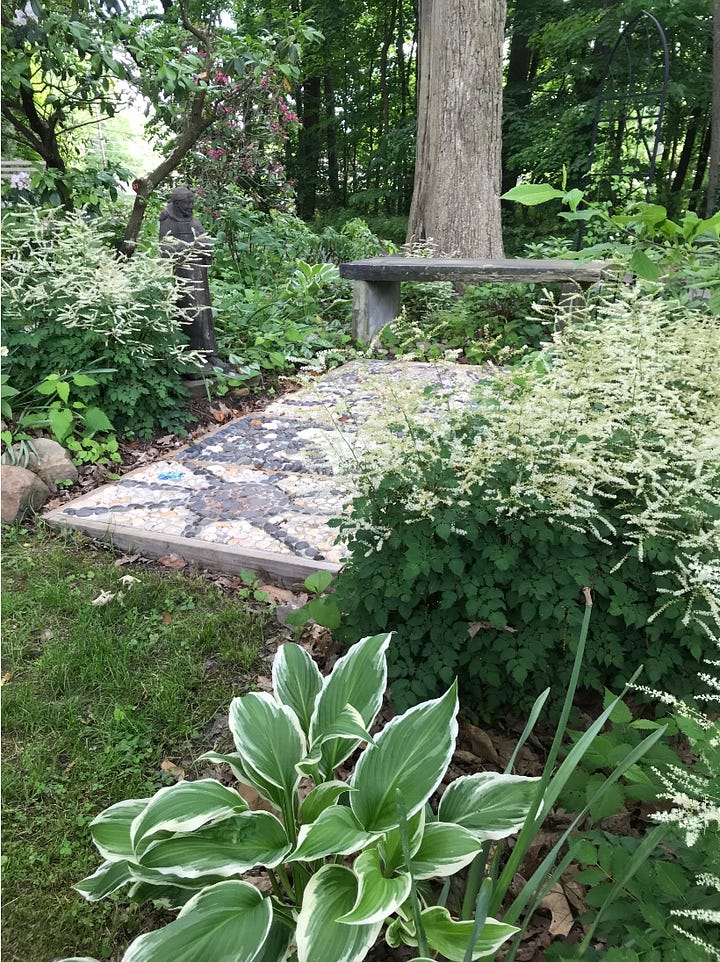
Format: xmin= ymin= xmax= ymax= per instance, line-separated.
xmin=1 ymin=205 xmax=204 ymax=437
xmin=332 ymin=288 xmax=720 ymax=720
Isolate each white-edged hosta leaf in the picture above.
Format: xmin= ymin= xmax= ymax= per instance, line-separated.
xmin=309 ymin=632 xmax=391 ymax=776
xmin=229 ymin=692 xmax=306 ymax=807
xmin=290 ymin=805 xmax=377 ymax=861
xmin=337 ymin=847 xmax=411 ymax=925
xmin=137 ymin=812 xmax=290 ymax=877
xmin=378 ymin=808 xmax=426 ymax=875
xmin=309 ymin=705 xmax=376 ymax=750
xmin=408 ymin=822 xmax=482 ymax=879
xmin=55 ymin=958 xmax=100 ymax=961
xmin=131 ymin=780 xmax=248 ymax=859
xmin=385 ymin=915 xmax=415 ymax=949
xmin=300 ymin=781 xmax=350 ymax=824
xmin=75 ymin=859 xmax=134 ymax=901
xmin=199 ymin=751 xmax=280 ymax=809
xmin=421 ymin=906 xmax=518 ymax=961
xmin=90 ymin=798 xmax=149 ymax=862
xmin=255 ymin=917 xmax=292 ymax=962
xmin=296 ymin=865 xmax=383 ymax=962
xmin=350 ymin=684 xmax=458 ymax=833
xmin=121 ymin=879 xmax=272 ymax=962
xmin=437 ymin=773 xmax=540 ymax=840
xmin=127 ymin=878 xmax=214 ymax=910
xmin=272 ymin=642 xmax=323 ymax=734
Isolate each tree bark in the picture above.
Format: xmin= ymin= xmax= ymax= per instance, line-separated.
xmin=407 ymin=0 xmax=506 ymax=257
xmin=296 ymin=75 xmax=322 ymax=220
xmin=707 ymin=0 xmax=720 ymax=215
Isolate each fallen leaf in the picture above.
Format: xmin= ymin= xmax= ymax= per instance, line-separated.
xmin=119 ymin=575 xmax=140 ymax=587
xmin=251 ymin=419 xmax=263 ymax=426
xmin=1 ymin=673 xmax=11 ymax=686
xmin=91 ymin=590 xmax=118 ymax=606
xmin=461 ymin=722 xmax=501 ymax=766
xmin=40 ymin=628 xmax=55 ymax=642
xmin=162 ymin=611 xmax=173 ymax=625
xmin=236 ymin=783 xmax=275 ymax=813
xmin=158 ymin=554 xmax=187 ymax=570
xmin=212 ymin=402 xmax=232 ymax=422
xmin=114 ymin=554 xmax=140 ymax=567
xmin=63 ymin=759 xmax=76 ymax=775
xmin=540 ymin=883 xmax=574 ymax=938
xmin=160 ymin=759 xmax=185 ymax=781
xmin=255 ymin=675 xmax=273 ymax=692
xmin=257 ymin=584 xmax=297 ymax=606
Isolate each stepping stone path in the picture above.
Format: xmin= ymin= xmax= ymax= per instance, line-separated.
xmin=45 ymin=359 xmax=488 ymax=585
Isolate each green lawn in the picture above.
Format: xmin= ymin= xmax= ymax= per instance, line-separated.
xmin=1 ymin=524 xmax=272 ymax=962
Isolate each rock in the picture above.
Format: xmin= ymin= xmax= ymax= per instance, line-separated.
xmin=27 ymin=437 xmax=79 ymax=487
xmin=1 ymin=465 xmax=52 ymax=524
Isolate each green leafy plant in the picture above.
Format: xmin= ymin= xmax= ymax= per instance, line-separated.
xmin=1 ymin=369 xmax=120 ymax=466
xmin=60 ymin=632 xmax=539 ymax=962
xmin=331 ymin=288 xmax=719 ymax=720
xmin=285 ymin=569 xmax=341 ymax=630
xmin=1 ymin=205 xmax=205 ymax=438
xmin=501 ymin=181 xmax=720 ymax=311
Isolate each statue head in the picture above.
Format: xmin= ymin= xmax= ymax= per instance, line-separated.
xmin=170 ymin=185 xmax=195 ymax=218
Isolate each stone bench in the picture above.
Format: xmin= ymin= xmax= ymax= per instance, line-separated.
xmin=338 ymin=256 xmax=611 ymax=342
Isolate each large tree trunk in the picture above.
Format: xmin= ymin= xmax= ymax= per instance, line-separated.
xmin=407 ymin=0 xmax=506 ymax=257
xmin=708 ymin=0 xmax=720 ymax=215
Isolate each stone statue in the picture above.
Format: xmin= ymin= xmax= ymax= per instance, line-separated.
xmin=159 ymin=185 xmax=229 ymax=372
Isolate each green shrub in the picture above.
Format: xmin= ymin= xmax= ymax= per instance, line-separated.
xmin=332 ymin=289 xmax=720 ymax=721
xmin=1 ymin=205 xmax=202 ymax=438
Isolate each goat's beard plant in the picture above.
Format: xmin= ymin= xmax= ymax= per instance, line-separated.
xmin=330 ymin=288 xmax=720 ymax=717
xmin=59 ymin=633 xmax=541 ymax=962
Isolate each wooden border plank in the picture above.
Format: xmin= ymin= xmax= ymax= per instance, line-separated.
xmin=43 ymin=510 xmax=342 ymax=588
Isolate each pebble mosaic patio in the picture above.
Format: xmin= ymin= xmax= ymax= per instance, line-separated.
xmin=45 ymin=359 xmax=489 ymax=584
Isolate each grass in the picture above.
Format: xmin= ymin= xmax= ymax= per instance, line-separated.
xmin=1 ymin=524 xmax=272 ymax=962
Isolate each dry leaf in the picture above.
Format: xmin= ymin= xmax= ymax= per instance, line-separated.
xmin=114 ymin=554 xmax=140 ymax=567
xmin=91 ymin=590 xmax=118 ymax=606
xmin=257 ymin=584 xmax=297 ymax=606
xmin=63 ymin=759 xmax=76 ymax=775
xmin=251 ymin=419 xmax=263 ymax=426
xmin=162 ymin=611 xmax=173 ymax=625
xmin=212 ymin=402 xmax=232 ymax=422
xmin=119 ymin=575 xmax=140 ymax=587
xmin=461 ymin=722 xmax=501 ymax=765
xmin=160 ymin=759 xmax=185 ymax=780
xmin=158 ymin=554 xmax=187 ymax=570
xmin=541 ymin=883 xmax=575 ymax=938
xmin=40 ymin=628 xmax=54 ymax=642
xmin=255 ymin=675 xmax=273 ymax=692
xmin=1 ymin=673 xmax=11 ymax=686
xmin=236 ymin=783 xmax=275 ymax=813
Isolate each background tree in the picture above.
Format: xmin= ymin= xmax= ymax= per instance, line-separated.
xmin=406 ymin=0 xmax=506 ymax=257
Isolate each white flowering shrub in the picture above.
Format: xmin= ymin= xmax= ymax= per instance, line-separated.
xmin=1 ymin=205 xmax=204 ymax=437
xmin=333 ymin=288 xmax=720 ymax=718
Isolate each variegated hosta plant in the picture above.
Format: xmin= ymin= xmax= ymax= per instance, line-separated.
xmin=61 ymin=633 xmax=539 ymax=962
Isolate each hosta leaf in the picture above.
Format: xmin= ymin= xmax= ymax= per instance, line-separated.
xmin=131 ymin=780 xmax=248 ymax=858
xmin=121 ymin=880 xmax=272 ymax=962
xmin=137 ymin=812 xmax=290 ymax=878
xmin=290 ymin=805 xmax=377 ymax=861
xmin=229 ymin=692 xmax=306 ymax=807
xmin=421 ymin=907 xmax=519 ymax=961
xmin=90 ymin=798 xmax=149 ymax=861
xmin=337 ymin=847 xmax=411 ymax=925
xmin=309 ymin=705 xmax=375 ymax=750
xmin=309 ymin=632 xmax=391 ymax=777
xmin=75 ymin=859 xmax=134 ymax=901
xmin=254 ymin=917 xmax=292 ymax=962
xmin=199 ymin=751 xmax=279 ymax=808
xmin=300 ymin=781 xmax=350 ymax=824
xmin=409 ymin=822 xmax=482 ymax=879
xmin=296 ymin=865 xmax=383 ymax=962
xmin=378 ymin=808 xmax=426 ymax=875
xmin=272 ymin=642 xmax=323 ymax=734
xmin=350 ymin=684 xmax=458 ymax=834
xmin=437 ymin=773 xmax=540 ymax=841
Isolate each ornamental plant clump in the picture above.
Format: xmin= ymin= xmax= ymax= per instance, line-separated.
xmin=331 ymin=288 xmax=720 ymax=718
xmin=1 ymin=205 xmax=206 ymax=437
xmin=61 ymin=633 xmax=542 ymax=962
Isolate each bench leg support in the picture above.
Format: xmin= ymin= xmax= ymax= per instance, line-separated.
xmin=352 ymin=280 xmax=401 ymax=342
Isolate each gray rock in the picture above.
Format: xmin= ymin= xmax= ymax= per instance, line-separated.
xmin=1 ymin=465 xmax=52 ymax=524
xmin=28 ymin=437 xmax=79 ymax=487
